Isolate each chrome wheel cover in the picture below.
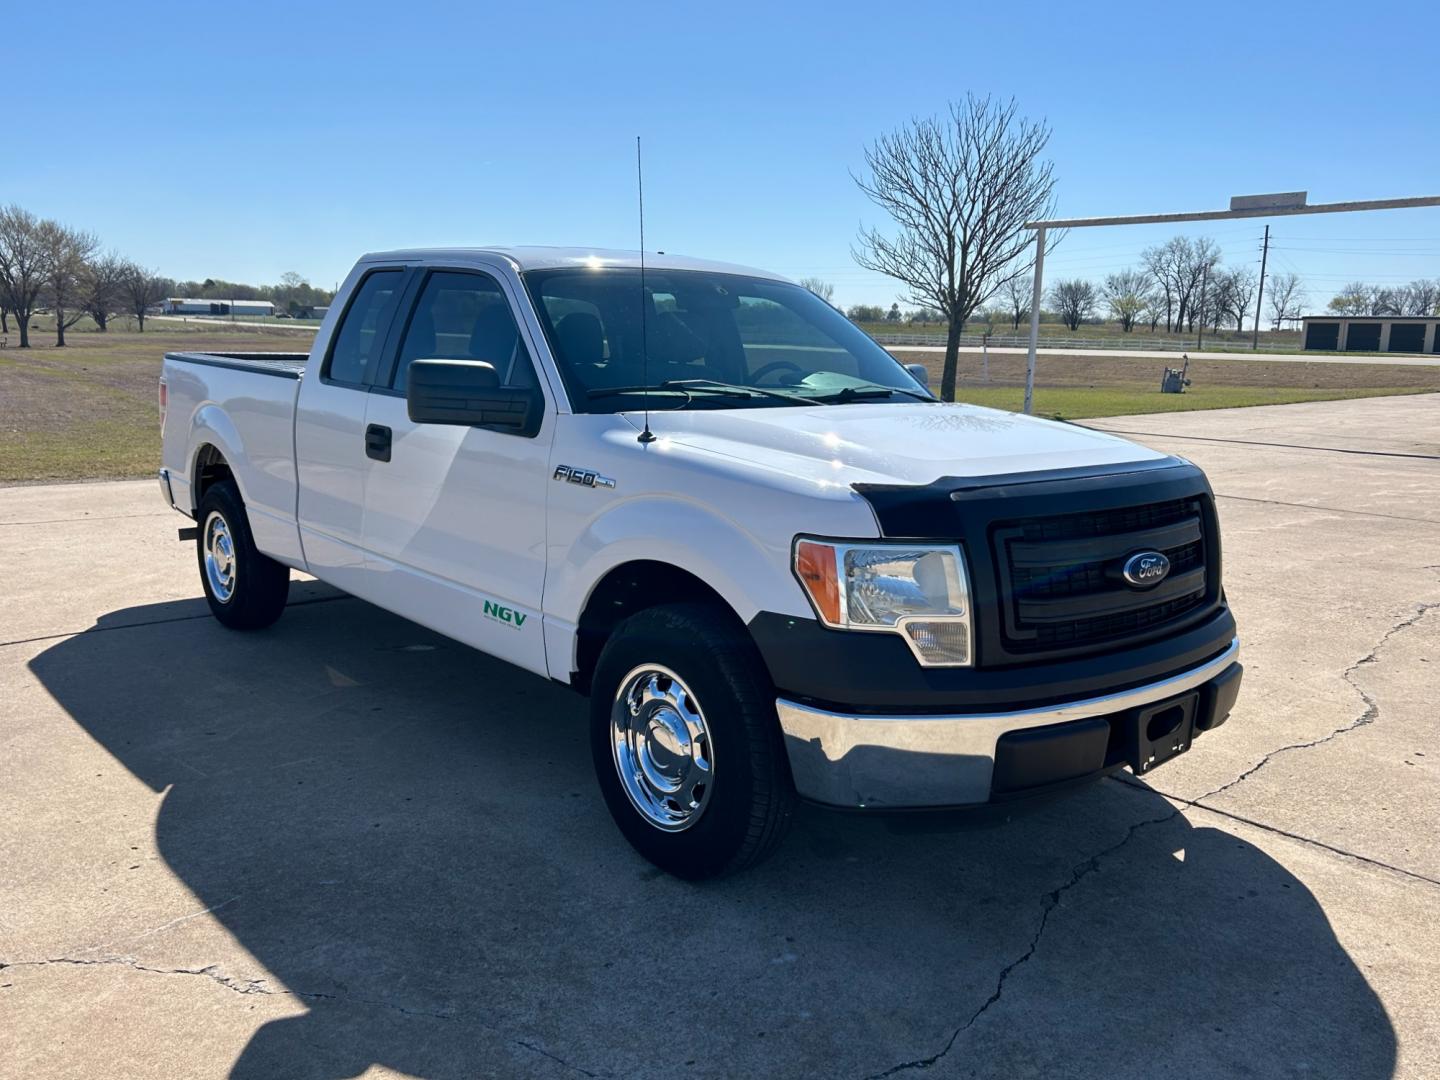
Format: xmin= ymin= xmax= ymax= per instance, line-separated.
xmin=203 ymin=510 xmax=237 ymax=603
xmin=611 ymin=664 xmax=714 ymax=832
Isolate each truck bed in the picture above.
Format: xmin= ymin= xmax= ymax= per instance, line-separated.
xmin=160 ymin=350 xmax=311 ymax=564
xmin=164 ymin=351 xmax=309 ymax=378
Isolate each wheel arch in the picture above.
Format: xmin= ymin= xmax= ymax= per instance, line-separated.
xmin=192 ymin=442 xmax=236 ymax=508
xmin=572 ymin=560 xmax=752 ymax=695
xmin=186 ymin=404 xmax=248 ymax=510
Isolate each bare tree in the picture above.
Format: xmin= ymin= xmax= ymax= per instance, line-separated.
xmin=1391 ymin=279 xmax=1439 ymax=317
xmin=1141 ymin=291 xmax=1166 ymax=332
xmin=1048 ymin=279 xmax=1095 ymax=331
xmin=1141 ymin=241 xmax=1178 ymax=331
xmin=1142 ymin=236 xmax=1220 ymax=332
xmin=83 ymin=251 xmax=130 ymax=331
xmin=797 ymin=277 xmax=836 ymax=305
xmin=122 ymin=262 xmax=171 ymax=332
xmin=1179 ymin=238 xmax=1221 ymax=332
xmin=1102 ymin=269 xmax=1151 ymax=332
xmin=1214 ymin=268 xmax=1257 ymax=332
xmin=1327 ymin=281 xmax=1381 ymax=316
xmin=1266 ymin=272 xmax=1306 ymax=329
xmin=0 ymin=205 xmax=54 ymax=348
xmin=853 ymin=94 xmax=1058 ymax=400
xmin=42 ymin=222 xmax=100 ymax=346
xmin=1003 ymin=275 xmax=1031 ymax=330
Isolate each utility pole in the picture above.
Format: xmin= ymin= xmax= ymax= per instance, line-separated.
xmin=1023 ymin=226 xmax=1046 ymax=415
xmin=1252 ymin=224 xmax=1270 ymax=350
xmin=1197 ymin=261 xmax=1209 ymax=350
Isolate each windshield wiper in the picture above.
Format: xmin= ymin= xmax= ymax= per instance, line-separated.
xmin=588 ymin=379 xmax=811 ymax=405
xmin=812 ymin=382 xmax=935 ymax=403
xmin=662 ymin=379 xmax=817 ymax=405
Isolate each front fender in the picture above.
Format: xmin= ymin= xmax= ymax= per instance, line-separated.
xmin=551 ymin=494 xmax=804 ymax=630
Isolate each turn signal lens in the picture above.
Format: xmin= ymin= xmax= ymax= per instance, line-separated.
xmin=794 ymin=540 xmax=841 ymax=625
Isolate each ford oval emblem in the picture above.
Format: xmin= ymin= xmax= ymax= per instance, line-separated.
xmin=1122 ymin=551 xmax=1170 ymax=588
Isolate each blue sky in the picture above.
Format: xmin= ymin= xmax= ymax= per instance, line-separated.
xmin=8 ymin=0 xmax=1439 ymax=311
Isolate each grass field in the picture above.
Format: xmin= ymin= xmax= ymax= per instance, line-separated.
xmin=1 ymin=320 xmax=1435 ymax=483
xmin=891 ymin=348 xmax=1440 ymax=420
xmin=0 ymin=319 xmax=317 ymax=484
xmin=861 ymin=319 xmax=1305 ymax=352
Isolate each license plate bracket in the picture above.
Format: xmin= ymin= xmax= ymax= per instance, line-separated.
xmin=1127 ymin=691 xmax=1199 ymax=775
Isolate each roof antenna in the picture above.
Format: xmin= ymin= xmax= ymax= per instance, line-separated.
xmin=635 ymin=135 xmax=656 ymax=445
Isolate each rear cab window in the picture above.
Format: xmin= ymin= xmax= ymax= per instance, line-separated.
xmin=324 ymin=269 xmax=405 ymax=386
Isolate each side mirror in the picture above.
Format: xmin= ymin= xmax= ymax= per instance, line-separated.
xmin=406 ymin=359 xmax=539 ymax=434
xmin=904 ymin=363 xmax=930 ymax=390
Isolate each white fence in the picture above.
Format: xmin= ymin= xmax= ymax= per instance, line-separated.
xmin=871 ymin=331 xmax=1299 ymax=353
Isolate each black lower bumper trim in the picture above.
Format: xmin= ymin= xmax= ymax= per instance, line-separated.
xmin=749 ymin=606 xmax=1237 ymax=714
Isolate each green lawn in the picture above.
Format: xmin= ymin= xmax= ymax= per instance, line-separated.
xmin=951 ymin=384 xmax=1436 ymax=420
xmin=0 ymin=321 xmax=316 ymax=484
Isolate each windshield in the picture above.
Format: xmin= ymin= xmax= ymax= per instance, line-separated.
xmin=522 ymin=268 xmax=931 ymax=412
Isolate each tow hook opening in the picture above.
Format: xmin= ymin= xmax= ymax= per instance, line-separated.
xmin=1146 ymin=703 xmax=1186 ymax=743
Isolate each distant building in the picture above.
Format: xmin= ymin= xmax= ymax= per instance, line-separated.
xmin=1301 ymin=315 xmax=1439 ymax=354
xmin=163 ymin=298 xmax=275 ymax=317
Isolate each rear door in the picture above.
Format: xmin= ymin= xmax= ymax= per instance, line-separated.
xmin=295 ymin=265 xmax=411 ymax=593
xmin=359 ymin=264 xmax=553 ymax=675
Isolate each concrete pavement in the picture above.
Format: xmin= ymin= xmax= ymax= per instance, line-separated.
xmin=2 ymin=395 xmax=1437 ymax=1078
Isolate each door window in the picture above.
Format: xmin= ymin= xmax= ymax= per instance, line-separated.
xmin=392 ymin=271 xmax=538 ymax=393
xmin=324 ymin=269 xmax=404 ymax=385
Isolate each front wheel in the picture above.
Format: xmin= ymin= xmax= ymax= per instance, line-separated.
xmin=590 ymin=603 xmax=795 ymax=879
xmin=195 ymin=480 xmax=290 ymax=630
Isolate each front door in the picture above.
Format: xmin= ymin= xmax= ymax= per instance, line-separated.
xmin=294 ymin=265 xmax=408 ymax=595
xmin=360 ymin=267 xmax=553 ymax=676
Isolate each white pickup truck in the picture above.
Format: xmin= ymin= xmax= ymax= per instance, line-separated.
xmin=158 ymin=247 xmax=1242 ymax=878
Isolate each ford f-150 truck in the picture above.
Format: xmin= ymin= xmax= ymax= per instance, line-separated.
xmin=158 ymin=247 xmax=1242 ymax=878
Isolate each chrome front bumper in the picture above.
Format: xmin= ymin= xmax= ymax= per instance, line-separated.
xmin=776 ymin=638 xmax=1240 ymax=808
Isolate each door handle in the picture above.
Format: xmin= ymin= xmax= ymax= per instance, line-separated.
xmin=365 ymin=424 xmax=392 ymax=462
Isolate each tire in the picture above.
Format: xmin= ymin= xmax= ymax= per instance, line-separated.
xmin=195 ymin=480 xmax=290 ymax=630
xmin=590 ymin=603 xmax=795 ymax=879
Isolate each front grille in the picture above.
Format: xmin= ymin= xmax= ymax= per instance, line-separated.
xmin=993 ymin=496 xmax=1212 ymax=655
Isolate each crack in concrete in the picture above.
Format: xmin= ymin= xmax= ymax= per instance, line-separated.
xmin=516 ymin=1039 xmax=601 ymax=1078
xmin=1079 ymin=427 xmax=1440 ymax=462
xmin=1138 ymin=787 xmax=1440 ymax=889
xmin=0 ymin=594 xmax=354 ymax=649
xmin=862 ymin=806 xmax=1180 ymax=1079
xmin=1195 ymin=601 xmax=1438 ymax=806
xmin=0 ymin=956 xmax=456 ymax=1022
xmin=1215 ymin=493 xmax=1440 ymax=528
xmin=0 ymin=511 xmax=176 ymax=527
xmin=862 ymin=597 xmax=1439 ymax=1078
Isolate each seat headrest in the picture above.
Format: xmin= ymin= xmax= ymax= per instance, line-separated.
xmin=468 ymin=303 xmax=518 ymax=363
xmin=555 ymin=312 xmax=605 ymax=367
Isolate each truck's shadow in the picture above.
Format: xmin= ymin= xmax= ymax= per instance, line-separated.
xmin=30 ymin=593 xmax=1396 ymax=1079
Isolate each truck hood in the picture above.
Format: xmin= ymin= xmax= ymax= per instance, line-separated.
xmin=627 ymin=401 xmax=1167 ymax=488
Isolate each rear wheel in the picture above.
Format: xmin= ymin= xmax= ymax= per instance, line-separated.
xmin=195 ymin=480 xmax=289 ymax=630
xmin=590 ymin=603 xmax=794 ymax=878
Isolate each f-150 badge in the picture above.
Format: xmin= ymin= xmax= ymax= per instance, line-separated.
xmin=553 ymin=464 xmax=616 ymax=490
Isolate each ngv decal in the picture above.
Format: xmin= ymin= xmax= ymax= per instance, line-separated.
xmin=483 ymin=600 xmax=528 ymax=628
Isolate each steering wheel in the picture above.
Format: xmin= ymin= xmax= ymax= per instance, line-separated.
xmin=750 ymin=360 xmax=805 ymax=384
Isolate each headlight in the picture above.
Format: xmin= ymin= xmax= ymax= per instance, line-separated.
xmin=794 ymin=539 xmax=972 ymax=667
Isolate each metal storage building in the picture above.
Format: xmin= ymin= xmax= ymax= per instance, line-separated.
xmin=162 ymin=298 xmax=276 ymax=316
xmin=1301 ymin=316 xmax=1439 ymax=354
